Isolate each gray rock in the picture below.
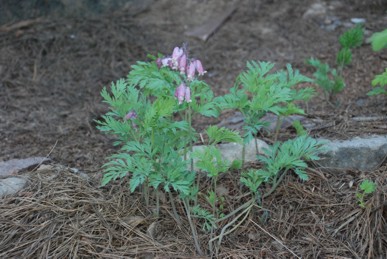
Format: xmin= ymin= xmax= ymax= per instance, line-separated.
xmin=192 ymin=138 xmax=269 ymax=167
xmin=0 ymin=177 xmax=27 ymax=197
xmin=303 ymin=2 xmax=327 ymax=20
xmin=317 ymin=135 xmax=387 ymax=171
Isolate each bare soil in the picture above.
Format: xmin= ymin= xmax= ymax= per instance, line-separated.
xmin=0 ymin=0 xmax=386 ymax=258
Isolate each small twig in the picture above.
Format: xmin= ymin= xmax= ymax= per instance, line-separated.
xmin=333 ymin=209 xmax=362 ymax=236
xmin=30 ymin=140 xmax=58 ymax=172
xmin=215 ymin=199 xmax=254 ymax=223
xmin=209 ymin=202 xmax=253 ymax=246
xmin=250 ymin=219 xmax=301 ymax=259
xmin=351 ymin=115 xmax=387 ymax=122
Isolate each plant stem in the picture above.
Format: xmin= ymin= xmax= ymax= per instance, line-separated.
xmin=188 ymin=103 xmax=194 ymax=172
xmin=144 ymin=179 xmax=149 ymax=207
xmin=254 ymin=137 xmax=259 ymax=155
xmin=263 ymin=169 xmax=287 ymax=199
xmin=168 ymin=191 xmax=182 ymax=225
xmin=274 ymin=115 xmax=283 ymax=142
xmin=183 ymin=199 xmax=203 ymax=255
xmin=155 ymin=188 xmax=160 ymax=217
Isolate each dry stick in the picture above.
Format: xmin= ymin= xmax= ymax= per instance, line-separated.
xmin=212 ymin=203 xmax=253 ymax=257
xmin=215 ymin=198 xmax=254 ymax=223
xmin=249 ymin=219 xmax=301 ymax=259
xmin=30 ymin=140 xmax=58 ymax=172
xmin=351 ymin=115 xmax=387 ymax=122
xmin=209 ymin=202 xmax=253 ymax=245
xmin=333 ymin=209 xmax=362 ymax=236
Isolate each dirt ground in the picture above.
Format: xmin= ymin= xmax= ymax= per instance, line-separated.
xmin=0 ymin=0 xmax=386 ymax=258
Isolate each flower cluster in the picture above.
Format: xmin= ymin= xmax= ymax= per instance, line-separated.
xmin=157 ymin=45 xmax=206 ymax=104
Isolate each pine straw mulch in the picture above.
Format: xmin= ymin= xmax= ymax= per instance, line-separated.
xmin=0 ymin=163 xmax=385 ymax=258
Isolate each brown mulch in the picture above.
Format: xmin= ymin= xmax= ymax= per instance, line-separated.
xmin=0 ymin=164 xmax=385 ymax=258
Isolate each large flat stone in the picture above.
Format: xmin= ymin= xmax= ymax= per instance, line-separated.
xmin=317 ymin=135 xmax=387 ymax=171
xmin=0 ymin=177 xmax=27 ymax=197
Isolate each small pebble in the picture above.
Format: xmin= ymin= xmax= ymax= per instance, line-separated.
xmin=351 ymin=18 xmax=366 ymax=24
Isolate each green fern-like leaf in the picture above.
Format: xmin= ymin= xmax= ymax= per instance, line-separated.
xmin=360 ymin=180 xmax=376 ymax=194
xmin=372 ymin=69 xmax=387 ymax=87
xmin=101 ymin=153 xmax=134 ymax=186
xmin=257 ymin=136 xmax=326 ymax=180
xmin=370 ymin=29 xmax=387 ymax=51
xmin=206 ymin=125 xmax=242 ymax=144
xmin=339 ymin=25 xmax=364 ymax=49
xmin=127 ymin=61 xmax=180 ymax=97
xmin=336 ymin=48 xmax=352 ymax=67
xmin=193 ymin=146 xmax=230 ymax=178
xmin=192 ymin=205 xmax=217 ymax=232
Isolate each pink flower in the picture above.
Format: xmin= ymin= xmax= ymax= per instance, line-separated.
xmin=175 ymin=83 xmax=186 ymax=104
xmin=125 ymin=110 xmax=137 ymax=120
xmin=156 ymin=57 xmax=172 ymax=68
xmin=186 ymin=59 xmax=206 ymax=80
xmin=156 ymin=58 xmax=162 ymax=68
xmin=172 ymin=47 xmax=184 ymax=60
xmin=174 ymin=83 xmax=191 ymax=104
xmin=178 ymin=54 xmax=187 ymax=74
xmin=187 ymin=62 xmax=196 ymax=81
xmin=184 ymin=86 xmax=192 ymax=103
xmin=195 ymin=60 xmax=206 ymax=76
xmin=172 ymin=47 xmax=184 ymax=69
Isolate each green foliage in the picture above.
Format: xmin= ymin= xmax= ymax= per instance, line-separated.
xmin=339 ymin=25 xmax=364 ymax=49
xmin=192 ymin=205 xmax=217 ymax=232
xmin=98 ymin=47 xmax=328 ymax=255
xmin=241 ymin=136 xmax=325 ymax=196
xmin=240 ymin=169 xmax=266 ymax=195
xmin=190 ymin=80 xmax=221 ymax=117
xmin=370 ymin=29 xmax=387 ymax=51
xmin=367 ymin=29 xmax=387 ymax=96
xmin=292 ymin=120 xmax=307 ymax=136
xmin=258 ymin=135 xmax=325 ymax=181
xmin=308 ymin=26 xmax=364 ymax=101
xmin=356 ymin=179 xmax=376 ymax=208
xmin=336 ymin=47 xmax=352 ymax=67
xmin=368 ymin=69 xmax=387 ymax=96
xmin=215 ymin=61 xmax=313 ymax=143
xmin=127 ymin=61 xmax=180 ymax=97
xmin=193 ymin=146 xmax=230 ymax=178
xmin=360 ymin=180 xmax=376 ymax=194
xmin=206 ymin=125 xmax=243 ymax=145
xmin=307 ymin=58 xmax=345 ymax=98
